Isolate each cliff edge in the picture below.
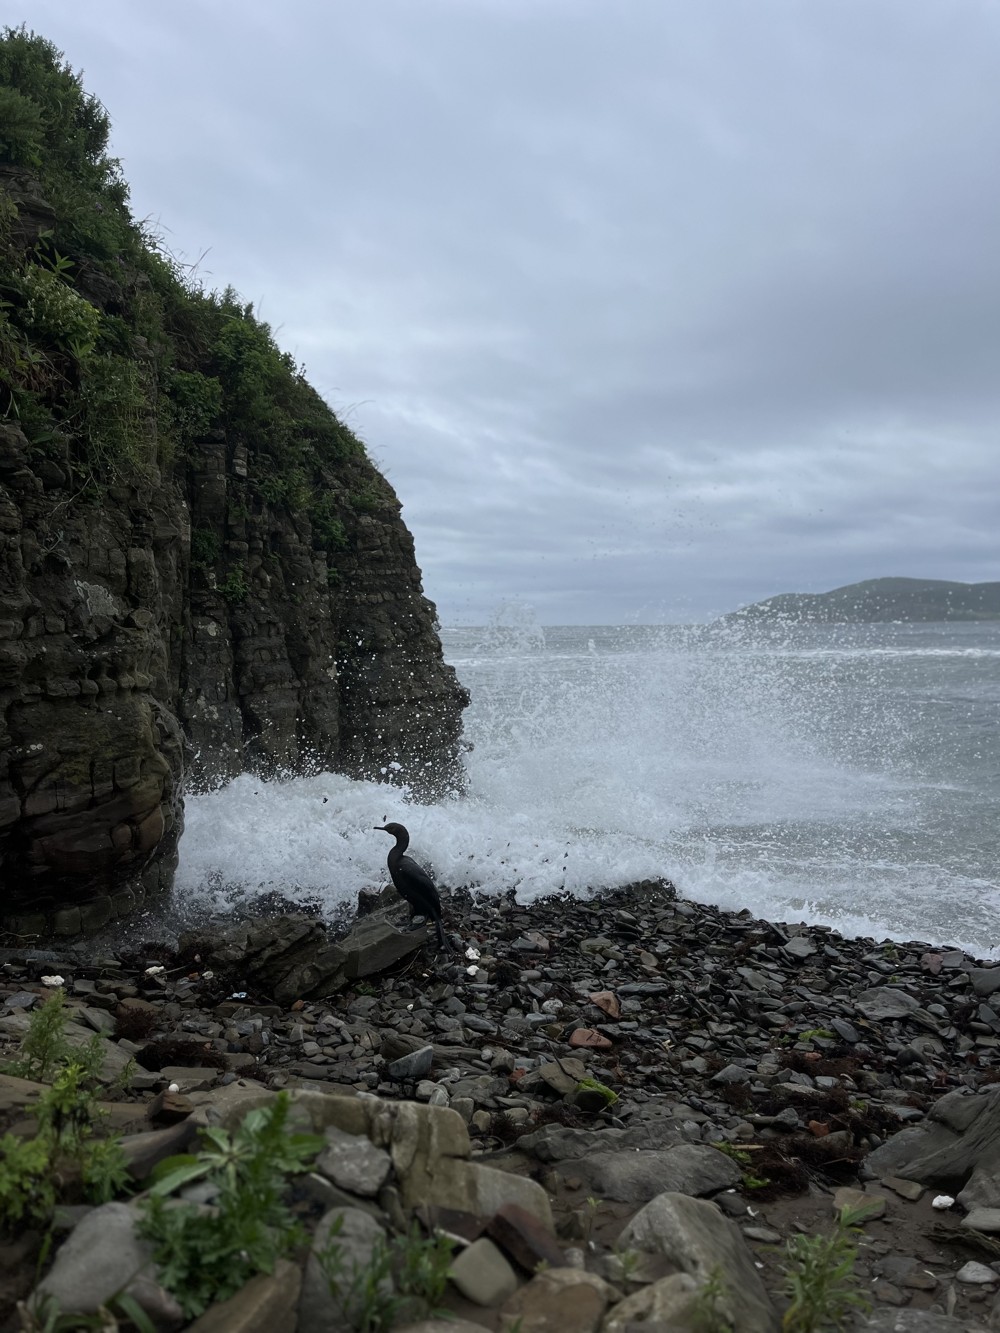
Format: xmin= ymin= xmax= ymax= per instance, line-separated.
xmin=0 ymin=30 xmax=468 ymax=936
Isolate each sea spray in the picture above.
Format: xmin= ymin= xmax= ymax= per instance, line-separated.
xmin=175 ymin=619 xmax=1000 ymax=959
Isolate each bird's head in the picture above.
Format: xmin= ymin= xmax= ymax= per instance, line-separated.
xmin=374 ymin=821 xmax=408 ymax=838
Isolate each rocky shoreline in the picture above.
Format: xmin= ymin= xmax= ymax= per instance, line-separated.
xmin=2 ymin=878 xmax=1000 ymax=1331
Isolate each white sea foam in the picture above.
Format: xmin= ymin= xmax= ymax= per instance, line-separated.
xmin=175 ymin=619 xmax=1000 ymax=960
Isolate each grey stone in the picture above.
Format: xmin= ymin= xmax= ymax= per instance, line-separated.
xmin=499 ymin=1267 xmax=615 ymax=1332
xmin=712 ymin=1063 xmax=752 ymax=1084
xmin=867 ymin=1085 xmax=1000 ymax=1192
xmin=386 ymin=1045 xmax=435 ymax=1081
xmin=299 ymin=1207 xmax=390 ymax=1332
xmin=831 ymin=1017 xmax=860 ymax=1043
xmin=859 ymin=1314 xmax=988 ymax=1331
xmin=968 ymin=968 xmax=1000 ymax=998
xmin=618 ymin=1192 xmax=779 ymax=1333
xmin=602 ymin=1272 xmax=701 ymax=1332
xmin=955 ymin=1261 xmax=997 ymax=1284
xmin=961 ymin=1207 xmax=1000 ymax=1233
xmin=315 ymin=1125 xmax=391 ymax=1197
xmin=29 ymin=1201 xmax=183 ymax=1325
xmin=560 ymin=1144 xmax=741 ymax=1203
xmin=449 ymin=1237 xmax=519 ymax=1306
xmin=856 ymin=988 xmax=923 ymax=1021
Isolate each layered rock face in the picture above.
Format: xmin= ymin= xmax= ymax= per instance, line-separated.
xmin=0 ymin=171 xmax=467 ymax=937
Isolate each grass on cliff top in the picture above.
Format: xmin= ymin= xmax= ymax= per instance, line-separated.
xmin=0 ymin=24 xmax=376 ymax=551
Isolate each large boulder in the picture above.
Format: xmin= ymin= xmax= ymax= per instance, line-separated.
xmin=617 ymin=1192 xmax=780 ymax=1333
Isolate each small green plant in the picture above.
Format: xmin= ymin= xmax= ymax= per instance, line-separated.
xmin=317 ymin=1220 xmax=454 ymax=1332
xmin=3 ymin=990 xmax=74 ymax=1081
xmin=610 ymin=1244 xmax=642 ymax=1284
xmin=393 ymin=1222 xmax=454 ymax=1312
xmin=0 ymin=1012 xmax=128 ymax=1233
xmin=711 ymin=1142 xmax=752 ymax=1166
xmin=781 ymin=1205 xmax=872 ymax=1331
xmin=190 ymin=527 xmax=221 ymax=569
xmin=19 ymin=1290 xmax=156 ymax=1333
xmin=218 ymin=568 xmax=250 ymax=602
xmin=798 ymin=1029 xmax=835 ymax=1043
xmin=692 ymin=1264 xmax=734 ymax=1333
xmin=139 ymin=1093 xmax=323 ymax=1319
xmin=581 ymin=1195 xmax=601 ymax=1245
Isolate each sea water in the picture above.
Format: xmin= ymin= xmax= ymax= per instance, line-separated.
xmin=175 ymin=618 xmax=1000 ymax=960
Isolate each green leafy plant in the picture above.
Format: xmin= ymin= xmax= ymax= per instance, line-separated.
xmin=781 ymin=1205 xmax=872 ymax=1331
xmin=139 ymin=1093 xmax=323 ymax=1319
xmin=190 ymin=527 xmax=221 ymax=569
xmin=316 ymin=1219 xmax=454 ymax=1333
xmin=218 ymin=568 xmax=250 ymax=602
xmin=316 ymin=1216 xmax=399 ymax=1333
xmin=3 ymin=990 xmax=74 ymax=1081
xmin=610 ymin=1244 xmax=641 ymax=1284
xmin=18 ymin=1290 xmax=156 ymax=1333
xmin=19 ymin=260 xmax=100 ymax=359
xmin=581 ymin=1194 xmax=601 ymax=1246
xmin=692 ymin=1264 xmax=734 ymax=1333
xmin=0 ymin=997 xmax=128 ymax=1231
xmin=798 ymin=1029 xmax=836 ymax=1043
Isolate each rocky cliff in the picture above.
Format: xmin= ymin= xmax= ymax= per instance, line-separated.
xmin=0 ymin=31 xmax=467 ymax=938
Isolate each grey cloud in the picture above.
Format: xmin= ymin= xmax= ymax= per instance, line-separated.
xmin=26 ymin=0 xmax=1000 ymax=620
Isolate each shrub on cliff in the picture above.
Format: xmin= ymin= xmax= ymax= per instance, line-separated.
xmin=0 ymin=24 xmax=374 ymax=545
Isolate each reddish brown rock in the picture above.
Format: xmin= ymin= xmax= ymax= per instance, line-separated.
xmin=569 ymin=1029 xmax=613 ymax=1050
xmin=487 ymin=1202 xmax=566 ymax=1273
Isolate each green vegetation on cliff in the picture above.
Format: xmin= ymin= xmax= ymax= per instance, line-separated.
xmin=726 ymin=577 xmax=1000 ymax=624
xmin=0 ymin=25 xmax=375 ymax=541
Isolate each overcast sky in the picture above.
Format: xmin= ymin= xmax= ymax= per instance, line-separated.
xmin=21 ymin=0 xmax=1000 ymax=623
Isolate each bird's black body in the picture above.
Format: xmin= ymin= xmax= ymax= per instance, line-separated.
xmin=375 ymin=822 xmax=446 ymax=949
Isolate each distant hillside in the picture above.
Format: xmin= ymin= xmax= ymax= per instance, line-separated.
xmin=726 ymin=578 xmax=1000 ymax=623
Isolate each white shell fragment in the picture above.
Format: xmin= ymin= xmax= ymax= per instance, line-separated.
xmin=41 ymin=975 xmax=64 ymax=987
xmin=931 ymin=1194 xmax=955 ymax=1210
xmin=144 ymin=965 xmax=166 ymax=976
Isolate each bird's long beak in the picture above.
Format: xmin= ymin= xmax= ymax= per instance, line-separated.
xmin=374 ymin=825 xmax=388 ymax=832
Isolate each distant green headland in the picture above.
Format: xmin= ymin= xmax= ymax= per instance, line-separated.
xmin=725 ymin=577 xmax=1000 ymax=623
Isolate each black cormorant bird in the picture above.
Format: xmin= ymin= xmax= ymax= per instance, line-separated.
xmin=374 ymin=822 xmax=447 ymax=949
